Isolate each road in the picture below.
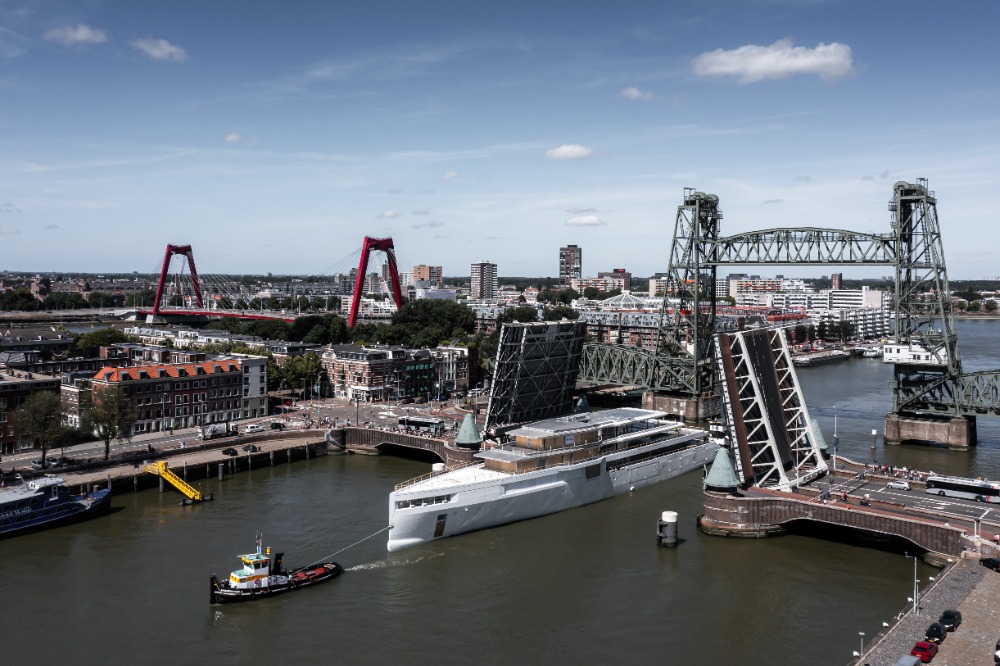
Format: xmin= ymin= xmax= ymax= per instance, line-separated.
xmin=2 ymin=396 xmax=484 ymax=473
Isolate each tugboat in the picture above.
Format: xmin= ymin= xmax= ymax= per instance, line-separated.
xmin=210 ymin=535 xmax=343 ymax=604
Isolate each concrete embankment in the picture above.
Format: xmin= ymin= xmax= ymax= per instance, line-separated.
xmin=58 ymin=429 xmax=339 ymax=495
xmin=852 ymin=556 xmax=999 ymax=666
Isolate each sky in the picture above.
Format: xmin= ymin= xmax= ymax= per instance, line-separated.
xmin=1 ymin=0 xmax=999 ymax=281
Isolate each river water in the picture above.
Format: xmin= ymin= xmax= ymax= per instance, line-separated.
xmin=3 ymin=320 xmax=998 ymax=665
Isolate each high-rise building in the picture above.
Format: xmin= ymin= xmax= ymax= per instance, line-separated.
xmin=413 ymin=265 xmax=444 ymax=286
xmin=470 ymin=260 xmax=498 ymax=301
xmin=559 ymin=245 xmax=582 ymax=287
xmin=831 ymin=272 xmax=843 ymax=289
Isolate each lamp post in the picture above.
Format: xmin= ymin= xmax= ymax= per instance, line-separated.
xmin=832 ymin=405 xmax=839 ymax=475
xmin=906 ymin=552 xmax=919 ymax=614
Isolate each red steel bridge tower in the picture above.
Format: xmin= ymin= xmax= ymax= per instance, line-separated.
xmin=348 ymin=236 xmax=404 ymax=328
xmin=152 ymin=244 xmax=203 ymax=317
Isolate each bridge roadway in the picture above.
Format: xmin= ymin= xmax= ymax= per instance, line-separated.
xmin=702 ymin=457 xmax=1000 ymax=561
xmin=341 ymin=426 xmax=477 ymax=467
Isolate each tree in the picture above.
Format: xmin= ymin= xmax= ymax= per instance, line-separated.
xmin=14 ymin=391 xmax=64 ymax=469
xmin=542 ymin=305 xmax=578 ymax=320
xmin=986 ymin=300 xmax=998 ymax=313
xmin=75 ymin=327 xmax=129 ymax=351
xmin=83 ymin=386 xmax=138 ymax=460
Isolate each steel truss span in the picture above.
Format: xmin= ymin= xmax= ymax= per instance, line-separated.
xmin=578 ymin=179 xmax=1000 ymax=422
xmin=484 ymin=321 xmax=586 ymax=436
xmin=715 ymin=328 xmax=827 ymax=490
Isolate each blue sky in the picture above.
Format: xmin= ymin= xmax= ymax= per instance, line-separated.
xmin=1 ymin=0 xmax=998 ymax=280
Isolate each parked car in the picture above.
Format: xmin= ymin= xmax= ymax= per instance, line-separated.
xmin=242 ymin=444 xmax=260 ymax=453
xmin=938 ymin=609 xmax=962 ymax=631
xmin=243 ymin=424 xmax=265 ymax=434
xmin=981 ymin=557 xmax=1000 ymax=572
xmin=221 ymin=448 xmax=238 ymax=457
xmin=924 ymin=622 xmax=948 ymax=644
xmin=910 ymin=641 xmax=938 ymax=663
xmin=269 ymin=422 xmax=285 ymax=430
xmin=894 ymin=655 xmax=921 ymax=666
xmin=886 ymin=480 xmax=911 ymax=491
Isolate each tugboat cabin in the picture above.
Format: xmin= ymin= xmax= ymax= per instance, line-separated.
xmin=230 ymin=548 xmax=272 ymax=588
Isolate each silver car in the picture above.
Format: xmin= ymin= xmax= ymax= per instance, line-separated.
xmin=886 ymin=479 xmax=911 ymax=491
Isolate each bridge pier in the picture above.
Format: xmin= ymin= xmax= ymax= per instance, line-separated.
xmin=884 ymin=413 xmax=977 ymax=450
xmin=641 ymin=391 xmax=719 ymax=422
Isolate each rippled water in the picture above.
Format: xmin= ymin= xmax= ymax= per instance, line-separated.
xmin=2 ymin=320 xmax=997 ymax=665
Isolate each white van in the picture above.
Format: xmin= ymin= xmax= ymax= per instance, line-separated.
xmin=243 ymin=424 xmax=265 ymax=434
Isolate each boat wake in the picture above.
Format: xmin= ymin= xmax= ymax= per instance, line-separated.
xmin=348 ymin=552 xmax=444 ymax=572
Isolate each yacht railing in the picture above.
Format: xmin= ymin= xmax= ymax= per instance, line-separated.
xmin=394 ymin=460 xmax=481 ymax=491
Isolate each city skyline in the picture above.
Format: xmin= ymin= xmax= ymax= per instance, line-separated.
xmin=1 ymin=1 xmax=998 ymax=279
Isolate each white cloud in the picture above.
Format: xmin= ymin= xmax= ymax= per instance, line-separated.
xmin=545 ymin=144 xmax=596 ymax=160
xmin=130 ymin=38 xmax=188 ymax=62
xmin=620 ymin=86 xmax=653 ymax=101
xmin=0 ymin=229 xmax=20 ymax=235
xmin=567 ymin=207 xmax=597 ymax=214
xmin=44 ymin=24 xmax=107 ymax=46
xmin=224 ymin=133 xmax=242 ymax=143
xmin=43 ymin=224 xmax=58 ymax=229
xmin=764 ymin=199 xmax=784 ymax=204
xmin=692 ymin=39 xmax=853 ymax=83
xmin=377 ymin=209 xmax=399 ymax=219
xmin=412 ymin=209 xmax=430 ymax=215
xmin=443 ymin=170 xmax=459 ymax=181
xmin=566 ymin=214 xmax=605 ymax=226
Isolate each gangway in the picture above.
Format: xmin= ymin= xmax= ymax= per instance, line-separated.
xmin=144 ymin=460 xmax=214 ymax=504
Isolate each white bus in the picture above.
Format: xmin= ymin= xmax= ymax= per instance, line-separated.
xmin=925 ymin=475 xmax=1000 ymax=502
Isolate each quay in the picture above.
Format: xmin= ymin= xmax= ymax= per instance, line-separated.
xmin=850 ymin=557 xmax=1000 ymax=666
xmin=39 ymin=426 xmax=468 ymax=497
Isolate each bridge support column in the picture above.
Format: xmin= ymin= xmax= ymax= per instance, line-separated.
xmin=884 ymin=414 xmax=977 ymax=451
xmin=641 ymin=391 xmax=719 ymax=422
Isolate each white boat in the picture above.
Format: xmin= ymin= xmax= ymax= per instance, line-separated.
xmin=386 ymin=408 xmax=718 ymax=552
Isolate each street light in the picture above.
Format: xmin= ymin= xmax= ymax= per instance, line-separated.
xmin=832 ymin=405 xmax=839 ymax=475
xmin=906 ymin=552 xmax=919 ymax=614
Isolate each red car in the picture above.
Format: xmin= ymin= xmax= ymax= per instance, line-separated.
xmin=911 ymin=641 xmax=939 ymax=663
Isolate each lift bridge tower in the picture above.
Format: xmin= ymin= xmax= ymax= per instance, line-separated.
xmin=581 ymin=179 xmax=981 ymax=448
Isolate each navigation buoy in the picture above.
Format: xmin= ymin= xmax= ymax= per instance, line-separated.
xmin=657 ymin=511 xmax=678 ymax=547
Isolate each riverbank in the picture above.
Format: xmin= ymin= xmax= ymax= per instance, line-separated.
xmin=856 ymin=555 xmax=998 ymax=666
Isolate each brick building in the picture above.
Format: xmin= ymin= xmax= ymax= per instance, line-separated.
xmin=0 ymin=369 xmax=61 ymax=455
xmin=91 ymin=356 xmax=267 ymax=434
